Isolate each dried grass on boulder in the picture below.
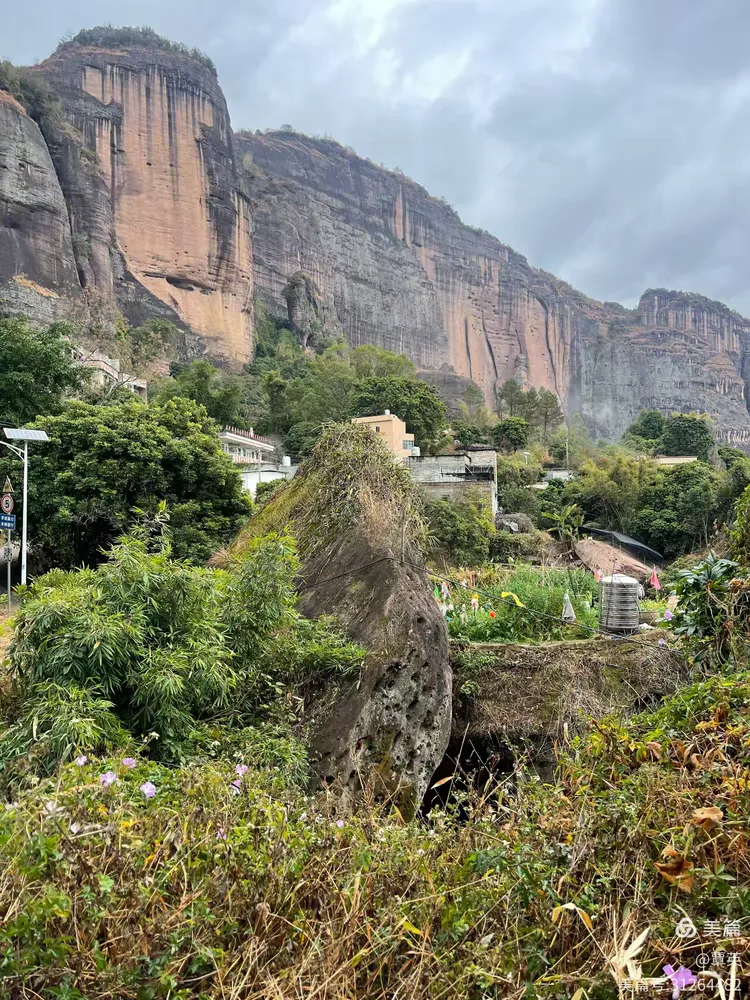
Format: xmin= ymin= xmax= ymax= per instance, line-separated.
xmin=225 ymin=423 xmax=452 ymax=812
xmin=451 ymin=633 xmax=690 ymax=776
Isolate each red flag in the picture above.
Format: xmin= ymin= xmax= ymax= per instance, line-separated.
xmin=650 ymin=567 xmax=661 ymax=591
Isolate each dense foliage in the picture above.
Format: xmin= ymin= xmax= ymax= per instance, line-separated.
xmin=564 ymin=445 xmax=750 ymax=557
xmin=153 ymin=359 xmax=248 ymax=427
xmin=624 ymin=408 xmax=715 ymax=461
xmin=3 ymin=661 xmax=746 ymax=997
xmin=352 ymin=375 xmax=447 ymax=447
xmin=0 ymin=316 xmax=85 ymax=426
xmin=0 ymin=517 xmax=363 ymax=782
xmin=0 ymin=61 xmax=60 ymax=124
xmin=0 ymin=396 xmax=252 ymax=569
xmin=424 ymin=490 xmax=495 ymax=566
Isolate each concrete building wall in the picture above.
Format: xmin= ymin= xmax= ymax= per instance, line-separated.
xmin=406 ymin=451 xmax=498 ymax=516
xmin=418 ymin=480 xmax=497 ymax=512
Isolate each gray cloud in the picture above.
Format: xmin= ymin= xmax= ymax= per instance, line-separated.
xmin=2 ymin=0 xmax=750 ymax=312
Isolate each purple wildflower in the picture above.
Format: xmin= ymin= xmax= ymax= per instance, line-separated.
xmin=216 ymin=827 xmax=227 ymax=840
xmin=122 ymin=757 xmax=137 ymax=769
xmin=99 ymin=771 xmax=118 ymax=788
xmin=140 ymin=781 xmax=156 ymax=799
xmin=70 ymin=822 xmax=81 ymax=835
xmin=74 ymin=755 xmax=88 ymax=766
xmin=234 ymin=763 xmax=249 ymax=777
xmin=658 ymin=638 xmax=668 ymax=646
xmin=336 ymin=819 xmax=345 ymax=829
xmin=230 ymin=779 xmax=241 ymax=796
xmin=663 ymin=609 xmax=673 ymax=621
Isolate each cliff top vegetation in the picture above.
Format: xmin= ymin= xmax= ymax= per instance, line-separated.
xmin=54 ymin=25 xmax=216 ymax=72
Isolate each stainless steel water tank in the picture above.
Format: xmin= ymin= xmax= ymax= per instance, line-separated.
xmin=600 ymin=574 xmax=641 ymax=634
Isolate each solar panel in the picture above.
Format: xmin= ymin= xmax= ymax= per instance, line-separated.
xmin=3 ymin=428 xmax=50 ymax=441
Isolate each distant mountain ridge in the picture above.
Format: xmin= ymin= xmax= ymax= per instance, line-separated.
xmin=2 ymin=27 xmax=749 ymax=443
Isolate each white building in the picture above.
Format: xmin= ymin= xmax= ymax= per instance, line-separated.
xmin=219 ymin=426 xmax=276 ymax=467
xmin=241 ymin=457 xmax=297 ymax=498
xmin=218 ymin=427 xmax=298 ymax=498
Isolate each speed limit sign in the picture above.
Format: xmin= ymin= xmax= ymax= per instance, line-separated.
xmin=0 ymin=494 xmax=13 ymax=515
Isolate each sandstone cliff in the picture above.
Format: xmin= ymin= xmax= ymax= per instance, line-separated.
xmin=4 ymin=29 xmax=750 ymax=443
xmin=241 ymin=130 xmax=750 ymax=442
xmin=36 ymin=38 xmax=253 ymax=364
xmin=0 ymin=89 xmax=80 ymax=322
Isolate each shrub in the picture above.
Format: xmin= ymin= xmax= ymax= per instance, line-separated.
xmin=4 ymin=663 xmax=747 ymax=997
xmin=424 ymin=490 xmax=494 ymax=566
xmin=489 ymin=530 xmax=546 ymax=562
xmin=254 ymin=478 xmax=286 ymax=510
xmin=1 ymin=515 xmax=364 ymax=783
xmin=56 ymin=25 xmax=216 ymax=71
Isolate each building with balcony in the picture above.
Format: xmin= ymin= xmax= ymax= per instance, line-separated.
xmin=219 ymin=426 xmax=276 ymax=467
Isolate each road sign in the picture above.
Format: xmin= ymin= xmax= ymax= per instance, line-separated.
xmin=2 ymin=477 xmax=13 ymax=494
xmin=0 ymin=514 xmax=16 ymax=530
xmin=0 ymin=494 xmax=13 ymax=514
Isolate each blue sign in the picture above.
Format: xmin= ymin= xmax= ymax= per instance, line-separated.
xmin=0 ymin=514 xmax=15 ymax=530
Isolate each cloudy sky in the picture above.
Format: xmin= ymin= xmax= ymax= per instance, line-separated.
xmin=4 ymin=0 xmax=750 ymax=312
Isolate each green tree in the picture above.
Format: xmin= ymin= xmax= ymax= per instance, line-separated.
xmin=498 ymin=379 xmax=526 ymax=418
xmin=452 ymin=421 xmax=489 ymax=446
xmin=349 ymin=344 xmax=414 ymax=379
xmin=542 ymin=503 xmax=583 ymax=552
xmin=424 ymin=490 xmax=495 ymax=566
xmin=154 ymin=359 xmax=247 ymax=428
xmin=536 ymin=389 xmax=564 ymax=442
xmin=492 ymin=417 xmax=530 ymax=453
xmin=659 ymin=413 xmax=714 ymax=462
xmin=0 ymin=317 xmax=85 ymax=426
xmin=632 ymin=462 xmax=723 ymax=556
xmin=0 ymin=397 xmax=252 ymax=570
xmin=549 ymin=415 xmax=597 ymax=469
xmin=351 ymin=376 xmax=447 ymax=446
xmin=625 ymin=409 xmax=665 ymax=444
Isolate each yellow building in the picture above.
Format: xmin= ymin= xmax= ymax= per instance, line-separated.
xmin=351 ymin=411 xmax=416 ymax=459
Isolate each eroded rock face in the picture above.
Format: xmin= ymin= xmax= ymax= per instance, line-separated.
xmin=282 ymin=271 xmax=336 ymax=348
xmin=5 ymin=33 xmax=750 ymax=442
xmin=241 ymin=131 xmax=750 ymax=443
xmin=38 ymin=45 xmax=253 ymax=365
xmin=0 ymin=90 xmax=80 ymax=321
xmin=299 ymin=533 xmax=451 ymax=814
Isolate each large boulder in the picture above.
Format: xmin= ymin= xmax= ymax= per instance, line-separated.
xmin=228 ymin=423 xmax=451 ymax=812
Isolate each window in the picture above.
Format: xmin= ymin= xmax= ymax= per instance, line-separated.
xmin=375 ymin=426 xmax=380 ymax=433
xmin=403 ymin=440 xmax=413 ymax=450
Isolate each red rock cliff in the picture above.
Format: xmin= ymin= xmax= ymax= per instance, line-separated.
xmin=38 ymin=41 xmax=253 ymax=364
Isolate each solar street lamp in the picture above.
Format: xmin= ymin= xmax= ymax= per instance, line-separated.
xmin=1 ymin=428 xmax=50 ymax=586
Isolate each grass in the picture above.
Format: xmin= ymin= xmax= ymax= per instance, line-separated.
xmin=447 ymin=564 xmax=600 ymax=643
xmin=1 ymin=667 xmax=749 ymax=998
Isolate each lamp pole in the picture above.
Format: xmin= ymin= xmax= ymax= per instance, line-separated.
xmin=1 ymin=429 xmax=50 ymax=587
xmin=21 ymin=441 xmax=28 ymax=585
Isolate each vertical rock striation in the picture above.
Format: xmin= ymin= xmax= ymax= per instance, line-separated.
xmin=3 ymin=30 xmax=750 ymax=443
xmin=0 ymin=89 xmax=80 ymax=322
xmin=38 ymin=41 xmax=253 ymax=364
